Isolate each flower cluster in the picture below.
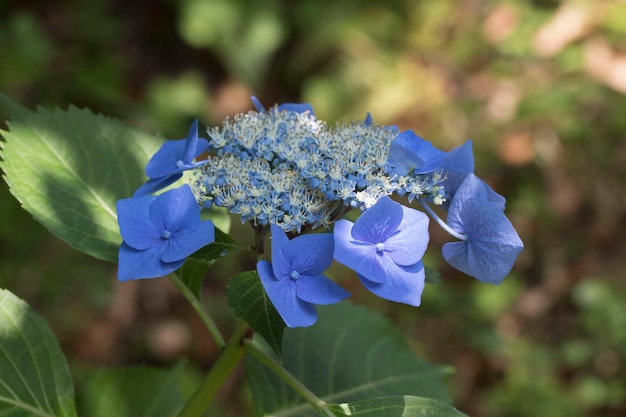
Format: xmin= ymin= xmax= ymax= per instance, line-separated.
xmin=116 ymin=97 xmax=523 ymax=328
xmin=190 ymin=101 xmax=444 ymax=232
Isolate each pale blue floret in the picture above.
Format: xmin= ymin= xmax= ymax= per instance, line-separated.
xmin=257 ymin=225 xmax=349 ymax=327
xmin=333 ymin=196 xmax=430 ymax=306
xmin=134 ymin=120 xmax=209 ymax=197
xmin=441 ymin=174 xmax=523 ymax=284
xmin=117 ymin=184 xmax=215 ymax=281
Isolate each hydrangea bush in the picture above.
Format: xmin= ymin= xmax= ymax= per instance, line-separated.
xmin=0 ymin=93 xmax=522 ymax=417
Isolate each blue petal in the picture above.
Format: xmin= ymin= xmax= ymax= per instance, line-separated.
xmin=145 ymin=139 xmax=188 ymax=179
xmin=116 ymin=195 xmax=161 ymax=250
xmin=252 ymin=96 xmax=315 ymax=116
xmin=284 ymin=233 xmax=334 ymax=275
xmin=269 ymin=225 xmax=291 ymax=280
xmin=276 ymin=102 xmax=315 ymax=115
xmin=443 ymin=197 xmax=523 ymax=284
xmin=132 ymin=173 xmax=183 ymax=197
xmin=383 ymin=206 xmax=430 ymax=266
xmin=117 ymin=242 xmax=184 ymax=281
xmin=161 ymin=219 xmax=215 ymax=263
xmin=386 ymin=130 xmax=447 ymax=176
xmin=182 ymin=119 xmax=204 ymax=164
xmin=144 ymin=126 xmax=208 ymax=180
xmin=295 ymin=274 xmax=349 ymax=305
xmin=257 ymin=260 xmax=318 ymax=327
xmin=447 ymin=174 xmax=506 ymax=229
xmin=351 ymin=196 xmax=403 ymax=243
xmin=358 ymin=260 xmax=425 ymax=306
xmin=250 ymin=96 xmax=266 ymax=113
xmin=333 ymin=219 xmax=387 ymax=284
xmin=440 ymin=140 xmax=474 ymax=205
xmin=257 ymin=259 xmax=278 ymax=282
xmin=149 ymin=185 xmax=200 ymax=235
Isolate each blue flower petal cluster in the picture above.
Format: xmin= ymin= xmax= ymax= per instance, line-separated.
xmin=333 ymin=196 xmax=429 ymax=306
xmin=257 ymin=225 xmax=349 ymax=327
xmin=134 ymin=120 xmax=209 ymax=196
xmin=117 ymin=184 xmax=215 ymax=281
xmin=116 ymin=96 xmax=525 ymax=328
xmin=441 ymin=174 xmax=523 ymax=284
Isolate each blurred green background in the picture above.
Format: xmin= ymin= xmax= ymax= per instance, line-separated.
xmin=1 ymin=0 xmax=625 ymax=416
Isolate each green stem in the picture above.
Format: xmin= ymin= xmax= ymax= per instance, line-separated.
xmin=169 ymin=273 xmax=226 ymax=349
xmin=177 ymin=321 xmax=249 ymax=417
xmin=245 ymin=340 xmax=335 ymax=417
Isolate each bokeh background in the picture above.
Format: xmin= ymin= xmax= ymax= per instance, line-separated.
xmin=1 ymin=0 xmax=625 ymax=416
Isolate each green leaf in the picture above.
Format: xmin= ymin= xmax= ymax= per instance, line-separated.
xmin=189 ymin=227 xmax=239 ymax=265
xmin=76 ymin=366 xmax=185 ymax=417
xmin=0 ymin=93 xmax=163 ymax=263
xmin=247 ymin=302 xmax=452 ymax=417
xmin=178 ymin=257 xmax=212 ymax=301
xmin=226 ymin=271 xmax=285 ymax=357
xmin=181 ymin=227 xmax=239 ymax=299
xmin=328 ymin=396 xmax=467 ymax=417
xmin=0 ymin=288 xmax=77 ymax=417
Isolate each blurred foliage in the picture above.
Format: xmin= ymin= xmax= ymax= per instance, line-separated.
xmin=1 ymin=0 xmax=625 ymax=416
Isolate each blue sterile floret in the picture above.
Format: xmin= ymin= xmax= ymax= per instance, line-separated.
xmin=385 ymin=130 xmax=448 ymax=177
xmin=441 ymin=174 xmax=523 ymax=284
xmin=134 ymin=120 xmax=209 ymax=196
xmin=333 ymin=196 xmax=429 ymax=306
xmin=117 ymin=184 xmax=215 ymax=281
xmin=257 ymin=225 xmax=349 ymax=327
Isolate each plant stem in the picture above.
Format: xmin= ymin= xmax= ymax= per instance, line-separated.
xmin=245 ymin=340 xmax=335 ymax=417
xmin=177 ymin=321 xmax=249 ymax=417
xmin=419 ymin=200 xmax=467 ymax=241
xmin=169 ymin=273 xmax=226 ymax=349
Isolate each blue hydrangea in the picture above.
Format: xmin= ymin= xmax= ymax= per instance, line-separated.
xmin=191 ymin=99 xmax=446 ymax=233
xmin=257 ymin=225 xmax=349 ymax=327
xmin=117 ymin=184 xmax=215 ymax=281
xmin=134 ymin=120 xmax=209 ymax=196
xmin=333 ymin=196 xmax=429 ymax=306
xmin=441 ymin=174 xmax=523 ymax=284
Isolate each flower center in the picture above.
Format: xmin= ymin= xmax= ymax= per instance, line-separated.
xmin=176 ymin=160 xmax=184 ymax=168
xmin=290 ymin=270 xmax=300 ymax=280
xmin=161 ymin=230 xmax=172 ymax=239
xmin=375 ymin=242 xmax=385 ymax=253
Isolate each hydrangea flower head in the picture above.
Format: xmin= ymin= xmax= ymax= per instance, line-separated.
xmin=257 ymin=225 xmax=349 ymax=327
xmin=333 ymin=196 xmax=429 ymax=306
xmin=441 ymin=174 xmax=523 ymax=284
xmin=117 ymin=184 xmax=215 ymax=281
xmin=134 ymin=120 xmax=209 ymax=196
xmin=191 ymin=98 xmax=448 ymax=234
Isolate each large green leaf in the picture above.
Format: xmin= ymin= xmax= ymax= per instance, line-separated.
xmin=329 ymin=396 xmax=467 ymax=417
xmin=247 ymin=302 xmax=453 ymax=417
xmin=0 ymin=288 xmax=76 ymax=417
xmin=227 ymin=271 xmax=285 ymax=357
xmin=0 ymin=93 xmax=162 ymax=263
xmin=76 ymin=366 xmax=185 ymax=417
